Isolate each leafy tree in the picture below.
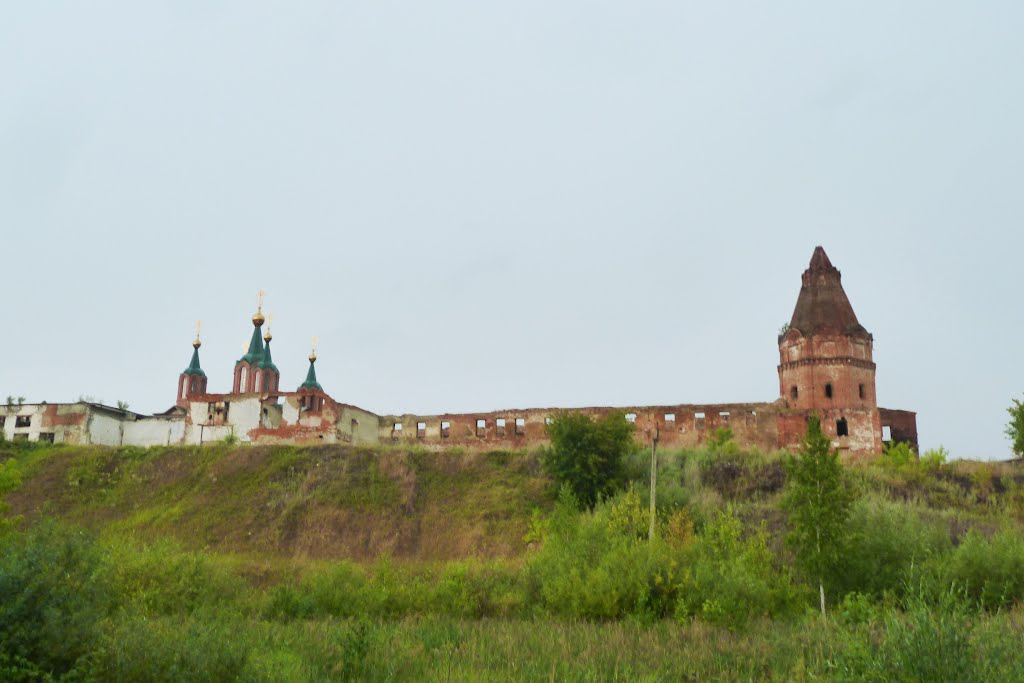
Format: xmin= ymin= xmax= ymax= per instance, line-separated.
xmin=782 ymin=415 xmax=854 ymax=616
xmin=542 ymin=412 xmax=635 ymax=509
xmin=1006 ymin=397 xmax=1024 ymax=459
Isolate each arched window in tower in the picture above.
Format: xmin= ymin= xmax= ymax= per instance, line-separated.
xmin=190 ymin=379 xmax=196 ymax=393
xmin=791 ymin=386 xmax=798 ymax=400
xmin=859 ymin=384 xmax=865 ymax=400
xmin=825 ymin=383 xmax=833 ymax=399
xmin=836 ymin=418 xmax=849 ymax=437
xmin=255 ymin=373 xmax=262 ymax=392
xmin=240 ymin=367 xmax=248 ymax=391
xmin=181 ymin=382 xmax=187 ymax=400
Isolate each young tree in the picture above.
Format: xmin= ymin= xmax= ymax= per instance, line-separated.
xmin=1006 ymin=397 xmax=1024 ymax=460
xmin=782 ymin=415 xmax=854 ymax=617
xmin=543 ymin=412 xmax=635 ymax=509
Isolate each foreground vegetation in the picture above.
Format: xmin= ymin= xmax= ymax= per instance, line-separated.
xmin=2 ymin=432 xmax=1024 ymax=680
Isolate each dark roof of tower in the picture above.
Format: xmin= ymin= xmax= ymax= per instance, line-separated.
xmin=238 ymin=323 xmax=265 ymax=365
xmin=299 ymin=357 xmax=322 ymax=391
xmin=259 ymin=340 xmax=279 ymax=372
xmin=786 ymin=246 xmax=870 ymax=339
xmin=182 ymin=347 xmax=206 ymax=377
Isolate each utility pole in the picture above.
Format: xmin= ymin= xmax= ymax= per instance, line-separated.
xmin=649 ymin=424 xmax=659 ymax=541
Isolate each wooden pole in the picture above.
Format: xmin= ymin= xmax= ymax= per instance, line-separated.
xmin=649 ymin=425 xmax=659 ymax=541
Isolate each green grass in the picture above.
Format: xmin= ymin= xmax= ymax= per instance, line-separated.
xmin=3 ymin=440 xmax=1024 ymax=680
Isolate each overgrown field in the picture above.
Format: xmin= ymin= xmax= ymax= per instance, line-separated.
xmin=2 ymin=438 xmax=1024 ymax=681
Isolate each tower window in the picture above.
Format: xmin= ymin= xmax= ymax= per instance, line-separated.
xmin=825 ymin=384 xmax=833 ymax=399
xmin=836 ymin=418 xmax=849 ymax=437
xmin=859 ymin=384 xmax=865 ymax=400
xmin=791 ymin=386 xmax=798 ymax=400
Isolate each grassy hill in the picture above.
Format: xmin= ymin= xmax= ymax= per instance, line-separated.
xmin=2 ymin=443 xmax=550 ymax=562
xmin=2 ymin=439 xmax=1024 ymax=681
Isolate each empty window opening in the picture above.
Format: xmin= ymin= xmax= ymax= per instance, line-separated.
xmin=882 ymin=425 xmax=892 ymax=442
xmin=39 ymin=433 xmax=55 ymax=443
xmin=694 ymin=412 xmax=706 ymax=430
xmin=441 ymin=420 xmax=451 ymax=438
xmin=745 ymin=410 xmax=757 ymax=427
xmin=496 ymin=418 xmax=506 ymax=436
xmin=825 ymin=383 xmax=833 ymax=399
xmin=859 ymin=384 xmax=865 ymax=400
xmin=791 ymin=386 xmax=798 ymax=400
xmin=719 ymin=411 xmax=730 ymax=423
xmin=12 ymin=434 xmax=28 ymax=442
xmin=239 ymin=367 xmax=248 ymax=390
xmin=0 ymin=417 xmax=5 ymax=429
xmin=476 ymin=419 xmax=486 ymax=436
xmin=417 ymin=421 xmax=427 ymax=438
xmin=545 ymin=417 xmax=553 ymax=425
xmin=351 ymin=419 xmax=359 ymax=432
xmin=514 ymin=418 xmax=526 ymax=435
xmin=181 ymin=383 xmax=187 ymax=399
xmin=836 ymin=418 xmax=849 ymax=437
xmin=664 ymin=413 xmax=675 ymax=423
xmin=15 ymin=416 xmax=31 ymax=428
xmin=393 ymin=422 xmax=403 ymax=432
xmin=625 ymin=413 xmax=637 ymax=423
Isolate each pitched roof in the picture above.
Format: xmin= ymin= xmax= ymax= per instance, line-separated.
xmin=786 ymin=246 xmax=870 ymax=339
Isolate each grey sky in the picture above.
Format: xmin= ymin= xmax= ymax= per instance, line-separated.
xmin=2 ymin=2 xmax=1021 ymax=459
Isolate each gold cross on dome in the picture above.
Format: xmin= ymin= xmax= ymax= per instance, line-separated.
xmin=256 ymin=289 xmax=266 ymax=312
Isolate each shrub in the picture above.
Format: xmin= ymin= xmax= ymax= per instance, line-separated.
xmin=944 ymin=530 xmax=1024 ymax=609
xmin=0 ymin=521 xmax=114 ymax=676
xmin=676 ymin=508 xmax=802 ymax=627
xmin=833 ymin=497 xmax=951 ymax=599
xmin=542 ymin=412 xmax=635 ymax=509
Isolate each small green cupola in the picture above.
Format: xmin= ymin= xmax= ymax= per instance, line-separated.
xmin=183 ymin=338 xmax=206 ymax=377
xmin=176 ymin=322 xmax=208 ymax=408
xmin=299 ymin=337 xmax=323 ymax=391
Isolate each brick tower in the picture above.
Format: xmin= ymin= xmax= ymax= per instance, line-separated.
xmin=233 ymin=293 xmax=278 ymax=395
xmin=778 ymin=247 xmax=882 ymax=452
xmin=176 ymin=327 xmax=208 ymax=408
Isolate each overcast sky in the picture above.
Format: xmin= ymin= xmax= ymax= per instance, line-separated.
xmin=2 ymin=2 xmax=1022 ymax=460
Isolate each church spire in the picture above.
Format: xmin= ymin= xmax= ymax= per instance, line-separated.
xmin=299 ymin=337 xmax=323 ymax=391
xmin=176 ymin=321 xmax=208 ymax=407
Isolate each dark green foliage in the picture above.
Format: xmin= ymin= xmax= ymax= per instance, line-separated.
xmin=676 ymin=508 xmax=803 ymax=627
xmin=1007 ymin=397 xmax=1024 ymax=459
xmin=0 ymin=522 xmax=113 ymax=677
xmin=542 ymin=412 xmax=635 ymax=509
xmin=941 ymin=530 xmax=1024 ymax=609
xmin=834 ymin=497 xmax=951 ymax=598
xmin=782 ymin=416 xmax=855 ymax=610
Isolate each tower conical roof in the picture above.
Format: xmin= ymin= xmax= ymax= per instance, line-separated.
xmin=299 ymin=356 xmax=322 ymax=391
xmin=239 ymin=321 xmax=265 ymax=364
xmin=786 ymin=246 xmax=870 ymax=339
xmin=259 ymin=339 xmax=279 ymax=372
xmin=183 ymin=345 xmax=206 ymax=377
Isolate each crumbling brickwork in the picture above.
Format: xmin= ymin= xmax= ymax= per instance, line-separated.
xmin=15 ymin=247 xmax=917 ymax=456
